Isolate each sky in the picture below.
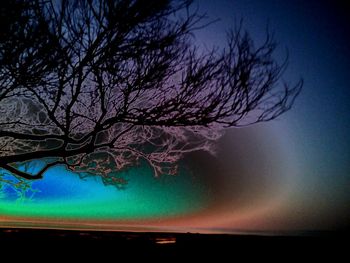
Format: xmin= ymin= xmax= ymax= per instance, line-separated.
xmin=0 ymin=0 xmax=349 ymax=234
xmin=192 ymin=0 xmax=350 ymax=232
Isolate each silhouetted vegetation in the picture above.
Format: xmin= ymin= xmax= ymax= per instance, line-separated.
xmin=0 ymin=0 xmax=301 ymax=185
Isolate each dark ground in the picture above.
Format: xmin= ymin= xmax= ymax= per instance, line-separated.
xmin=0 ymin=228 xmax=347 ymax=259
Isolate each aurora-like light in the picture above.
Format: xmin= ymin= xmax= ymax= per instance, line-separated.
xmin=0 ymin=161 xmax=207 ymax=220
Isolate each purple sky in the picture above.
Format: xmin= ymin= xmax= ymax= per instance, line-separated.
xmin=191 ymin=0 xmax=350 ymax=231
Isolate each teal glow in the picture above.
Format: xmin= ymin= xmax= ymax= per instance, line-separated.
xmin=0 ymin=161 xmax=207 ymax=220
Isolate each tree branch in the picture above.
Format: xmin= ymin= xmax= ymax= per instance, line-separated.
xmin=0 ymin=130 xmax=64 ymax=141
xmin=0 ymin=161 xmax=64 ymax=180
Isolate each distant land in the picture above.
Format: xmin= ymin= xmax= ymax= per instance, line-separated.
xmin=0 ymin=227 xmax=347 ymax=258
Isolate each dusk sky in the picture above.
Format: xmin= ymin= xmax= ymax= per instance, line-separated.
xmin=193 ymin=0 xmax=350 ymax=232
xmin=1 ymin=0 xmax=349 ymax=234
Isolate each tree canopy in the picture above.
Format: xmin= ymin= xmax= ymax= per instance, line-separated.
xmin=0 ymin=0 xmax=302 ymax=187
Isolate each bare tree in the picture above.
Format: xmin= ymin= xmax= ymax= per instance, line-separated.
xmin=0 ymin=0 xmax=301 ymax=187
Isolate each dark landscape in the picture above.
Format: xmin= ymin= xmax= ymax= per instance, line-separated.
xmin=0 ymin=227 xmax=347 ymax=258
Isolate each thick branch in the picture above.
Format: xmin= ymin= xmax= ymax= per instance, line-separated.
xmin=0 ymin=143 xmax=93 ymax=165
xmin=0 ymin=161 xmax=64 ymax=180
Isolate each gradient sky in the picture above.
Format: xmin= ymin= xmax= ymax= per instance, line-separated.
xmin=1 ymin=0 xmax=349 ymax=234
xmin=194 ymin=0 xmax=350 ymax=231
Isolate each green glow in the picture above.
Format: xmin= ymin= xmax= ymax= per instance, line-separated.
xmin=0 ymin=162 xmax=207 ymax=220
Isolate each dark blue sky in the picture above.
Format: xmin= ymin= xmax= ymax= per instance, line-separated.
xmin=194 ymin=0 xmax=350 ymax=230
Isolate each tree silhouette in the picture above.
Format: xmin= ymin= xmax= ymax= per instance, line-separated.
xmin=0 ymin=0 xmax=301 ymax=186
